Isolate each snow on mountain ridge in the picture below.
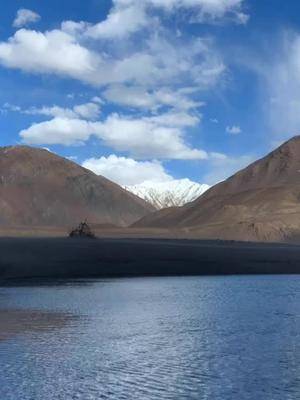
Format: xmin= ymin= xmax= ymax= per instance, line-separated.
xmin=124 ymin=179 xmax=210 ymax=209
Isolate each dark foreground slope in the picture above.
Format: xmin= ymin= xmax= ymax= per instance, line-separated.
xmin=135 ymin=136 xmax=300 ymax=242
xmin=1 ymin=238 xmax=300 ymax=280
xmin=0 ymin=146 xmax=154 ymax=227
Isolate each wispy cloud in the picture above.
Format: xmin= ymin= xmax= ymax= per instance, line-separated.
xmin=262 ymin=31 xmax=300 ymax=140
xmin=13 ymin=9 xmax=41 ymax=28
xmin=226 ymin=125 xmax=242 ymax=135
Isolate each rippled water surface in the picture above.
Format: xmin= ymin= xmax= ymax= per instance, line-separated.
xmin=1 ymin=276 xmax=300 ymax=399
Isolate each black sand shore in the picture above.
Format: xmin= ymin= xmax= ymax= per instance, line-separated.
xmin=0 ymin=238 xmax=300 ymax=280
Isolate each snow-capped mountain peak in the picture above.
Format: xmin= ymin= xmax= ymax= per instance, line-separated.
xmin=124 ymin=179 xmax=210 ymax=209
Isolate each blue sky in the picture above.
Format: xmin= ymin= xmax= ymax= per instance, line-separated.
xmin=0 ymin=0 xmax=299 ymax=186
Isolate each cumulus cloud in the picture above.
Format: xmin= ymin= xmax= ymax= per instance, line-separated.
xmin=0 ymin=26 xmax=224 ymax=92
xmin=13 ymin=9 xmax=41 ymax=28
xmin=93 ymin=113 xmax=206 ymax=159
xmin=226 ymin=125 xmax=242 ymax=135
xmin=19 ymin=111 xmax=206 ymax=160
xmin=0 ymin=29 xmax=103 ymax=85
xmin=83 ymin=155 xmax=172 ymax=185
xmin=20 ymin=118 xmax=92 ymax=146
xmin=81 ymin=148 xmax=252 ymax=189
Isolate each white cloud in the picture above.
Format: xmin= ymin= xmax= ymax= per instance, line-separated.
xmin=19 ymin=110 xmax=206 ymax=160
xmin=73 ymin=102 xmax=101 ymax=119
xmin=83 ymin=155 xmax=172 ymax=185
xmin=226 ymin=125 xmax=242 ymax=135
xmin=60 ymin=21 xmax=88 ymax=37
xmin=103 ymin=85 xmax=203 ymax=110
xmin=2 ymin=103 xmax=21 ymax=112
xmin=92 ymin=113 xmax=207 ymax=159
xmin=20 ymin=118 xmax=92 ymax=146
xmin=61 ymin=5 xmax=149 ymax=40
xmin=24 ymin=105 xmax=77 ymax=119
xmin=0 ymin=27 xmax=224 ymax=93
xmin=235 ymin=11 xmax=249 ymax=25
xmin=15 ymin=101 xmax=101 ymax=120
xmin=85 ymin=4 xmax=148 ymax=39
xmin=0 ymin=29 xmax=102 ymax=85
xmin=13 ymin=9 xmax=41 ymax=28
xmin=191 ymin=0 xmax=248 ymax=24
xmin=62 ymin=0 xmax=247 ymax=43
xmin=114 ymin=0 xmax=248 ymax=24
xmin=103 ymin=85 xmax=156 ymax=108
xmin=91 ymin=96 xmax=104 ymax=104
xmin=147 ymin=110 xmax=200 ymax=127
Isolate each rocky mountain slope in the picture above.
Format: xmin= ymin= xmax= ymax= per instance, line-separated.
xmin=0 ymin=146 xmax=154 ymax=228
xmin=124 ymin=179 xmax=210 ymax=209
xmin=134 ymin=136 xmax=300 ymax=242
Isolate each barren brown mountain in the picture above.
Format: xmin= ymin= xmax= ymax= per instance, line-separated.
xmin=134 ymin=136 xmax=300 ymax=242
xmin=0 ymin=146 xmax=154 ymax=230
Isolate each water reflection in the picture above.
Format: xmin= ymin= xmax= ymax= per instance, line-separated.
xmin=0 ymin=309 xmax=76 ymax=341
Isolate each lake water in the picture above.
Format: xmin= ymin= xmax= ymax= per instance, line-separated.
xmin=0 ymin=276 xmax=300 ymax=399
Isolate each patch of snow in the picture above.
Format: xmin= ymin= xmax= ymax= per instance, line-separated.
xmin=125 ymin=179 xmax=210 ymax=209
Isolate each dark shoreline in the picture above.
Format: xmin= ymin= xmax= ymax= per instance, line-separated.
xmin=0 ymin=237 xmax=300 ymax=280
